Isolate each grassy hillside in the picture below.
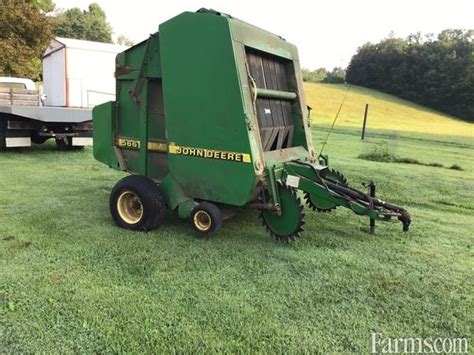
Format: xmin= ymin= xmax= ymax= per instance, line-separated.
xmin=305 ymin=83 xmax=474 ymax=137
xmin=1 ymin=87 xmax=473 ymax=352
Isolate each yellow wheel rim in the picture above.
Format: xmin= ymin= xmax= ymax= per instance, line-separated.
xmin=194 ymin=210 xmax=212 ymax=231
xmin=117 ymin=190 xmax=144 ymax=225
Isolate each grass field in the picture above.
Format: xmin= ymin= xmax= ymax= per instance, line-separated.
xmin=1 ymin=84 xmax=473 ymax=352
xmin=305 ymin=83 xmax=474 ymax=137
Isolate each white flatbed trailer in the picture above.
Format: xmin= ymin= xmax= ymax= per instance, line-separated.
xmin=0 ymin=37 xmax=127 ymax=151
xmin=0 ymin=104 xmax=92 ymax=150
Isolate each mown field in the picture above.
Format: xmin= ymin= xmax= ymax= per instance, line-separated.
xmin=305 ymin=82 xmax=473 ymax=136
xmin=1 ymin=84 xmax=473 ymax=352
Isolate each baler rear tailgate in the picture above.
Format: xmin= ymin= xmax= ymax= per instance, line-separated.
xmin=246 ymin=48 xmax=295 ymax=151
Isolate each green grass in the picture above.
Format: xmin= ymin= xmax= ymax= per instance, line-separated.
xmin=1 ymin=87 xmax=473 ymax=352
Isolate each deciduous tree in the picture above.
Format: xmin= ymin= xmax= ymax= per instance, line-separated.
xmin=55 ymin=3 xmax=113 ymax=43
xmin=0 ymin=0 xmax=54 ymax=80
xmin=346 ymin=30 xmax=474 ymax=121
xmin=116 ymin=35 xmax=135 ymax=46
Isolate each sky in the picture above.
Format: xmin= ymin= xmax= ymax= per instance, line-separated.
xmin=53 ymin=0 xmax=473 ymax=69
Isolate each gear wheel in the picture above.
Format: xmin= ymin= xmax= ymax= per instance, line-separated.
xmin=259 ymin=182 xmax=305 ymax=243
xmin=304 ymin=192 xmax=336 ymax=212
xmin=324 ymin=168 xmax=348 ymax=186
xmin=305 ymin=168 xmax=348 ymax=212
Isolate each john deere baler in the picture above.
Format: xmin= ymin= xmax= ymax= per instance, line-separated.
xmin=93 ymin=9 xmax=410 ymax=242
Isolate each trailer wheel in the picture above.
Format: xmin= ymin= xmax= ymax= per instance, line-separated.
xmin=110 ymin=175 xmax=166 ymax=231
xmin=56 ymin=137 xmax=72 ymax=151
xmin=0 ymin=116 xmax=6 ymax=150
xmin=31 ymin=134 xmax=49 ymax=145
xmin=191 ymin=202 xmax=222 ymax=237
xmin=55 ymin=137 xmax=84 ymax=150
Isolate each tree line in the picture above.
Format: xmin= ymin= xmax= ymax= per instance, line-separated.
xmin=0 ymin=0 xmax=133 ymax=81
xmin=302 ymin=67 xmax=346 ymax=84
xmin=346 ymin=30 xmax=474 ymax=122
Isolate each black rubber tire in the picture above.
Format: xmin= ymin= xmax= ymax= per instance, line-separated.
xmin=0 ymin=116 xmax=6 ymax=150
xmin=56 ymin=137 xmax=85 ymax=150
xmin=191 ymin=202 xmax=223 ymax=237
xmin=109 ymin=175 xmax=166 ymax=231
xmin=31 ymin=134 xmax=49 ymax=145
xmin=56 ymin=137 xmax=73 ymax=151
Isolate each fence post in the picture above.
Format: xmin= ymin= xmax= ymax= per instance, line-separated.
xmin=361 ymin=103 xmax=369 ymax=140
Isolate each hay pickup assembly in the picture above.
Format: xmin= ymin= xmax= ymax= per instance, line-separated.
xmin=93 ymin=9 xmax=411 ymax=242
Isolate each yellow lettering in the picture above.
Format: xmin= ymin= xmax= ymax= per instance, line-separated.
xmin=165 ymin=144 xmax=251 ymax=163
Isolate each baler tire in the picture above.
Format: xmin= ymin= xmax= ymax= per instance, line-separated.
xmin=191 ymin=202 xmax=223 ymax=237
xmin=110 ymin=175 xmax=166 ymax=231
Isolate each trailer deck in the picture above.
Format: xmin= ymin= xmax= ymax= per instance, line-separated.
xmin=0 ymin=105 xmax=91 ymax=123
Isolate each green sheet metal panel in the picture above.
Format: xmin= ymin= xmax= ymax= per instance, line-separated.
xmin=159 ymin=11 xmax=258 ymax=206
xmin=92 ymin=101 xmax=118 ymax=168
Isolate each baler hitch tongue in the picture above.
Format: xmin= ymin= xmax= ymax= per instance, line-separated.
xmin=362 ymin=180 xmax=411 ymax=232
xmin=282 ymin=161 xmax=411 ymax=235
xmin=371 ymin=195 xmax=412 ymax=232
xmin=326 ymin=177 xmax=412 ymax=233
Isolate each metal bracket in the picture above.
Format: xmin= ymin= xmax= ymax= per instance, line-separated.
xmin=128 ymin=34 xmax=155 ymax=106
xmin=268 ymin=165 xmax=281 ymax=215
xmin=113 ymin=146 xmax=128 ymax=171
xmin=245 ymin=115 xmax=254 ymax=130
xmin=363 ymin=181 xmax=376 ymax=235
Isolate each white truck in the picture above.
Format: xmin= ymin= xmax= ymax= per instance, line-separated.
xmin=0 ymin=37 xmax=127 ymax=150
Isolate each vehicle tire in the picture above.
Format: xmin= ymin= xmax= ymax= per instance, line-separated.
xmin=56 ymin=137 xmax=73 ymax=151
xmin=191 ymin=202 xmax=223 ymax=237
xmin=0 ymin=116 xmax=6 ymax=150
xmin=31 ymin=134 xmax=48 ymax=145
xmin=110 ymin=175 xmax=167 ymax=231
